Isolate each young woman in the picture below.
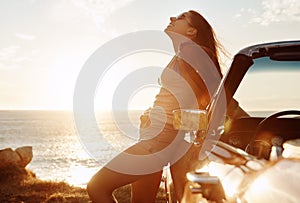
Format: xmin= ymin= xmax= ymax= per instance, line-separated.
xmin=87 ymin=10 xmax=223 ymax=203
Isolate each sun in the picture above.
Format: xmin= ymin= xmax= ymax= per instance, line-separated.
xmin=94 ymin=51 xmax=172 ymax=111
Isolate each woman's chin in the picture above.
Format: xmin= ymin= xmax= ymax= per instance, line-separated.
xmin=164 ymin=29 xmax=173 ymax=36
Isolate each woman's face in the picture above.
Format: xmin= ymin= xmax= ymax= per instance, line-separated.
xmin=165 ymin=12 xmax=195 ymax=37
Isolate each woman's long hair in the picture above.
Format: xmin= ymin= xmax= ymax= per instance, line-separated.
xmin=189 ymin=10 xmax=225 ymax=76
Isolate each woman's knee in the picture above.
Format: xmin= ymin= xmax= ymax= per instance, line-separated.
xmin=87 ymin=177 xmax=101 ymax=199
xmin=87 ymin=170 xmax=114 ymax=201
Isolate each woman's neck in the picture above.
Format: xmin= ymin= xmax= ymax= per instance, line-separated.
xmin=166 ymin=31 xmax=193 ymax=53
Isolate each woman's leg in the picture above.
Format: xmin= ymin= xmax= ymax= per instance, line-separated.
xmin=87 ymin=139 xmax=167 ymax=203
xmin=87 ymin=166 xmax=163 ymax=203
xmin=87 ymin=166 xmax=141 ymax=203
xmin=87 ymin=122 xmax=177 ymax=202
xmin=170 ymin=144 xmax=204 ymax=202
xmin=170 ymin=154 xmax=190 ymax=202
xmin=131 ymin=170 xmax=163 ymax=203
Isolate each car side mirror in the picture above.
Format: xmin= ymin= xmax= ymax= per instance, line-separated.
xmin=173 ymin=109 xmax=208 ymax=131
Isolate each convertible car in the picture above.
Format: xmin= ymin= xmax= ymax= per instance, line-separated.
xmin=219 ymin=40 xmax=300 ymax=159
xmin=172 ymin=40 xmax=300 ymax=203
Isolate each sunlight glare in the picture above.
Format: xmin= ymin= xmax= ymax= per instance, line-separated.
xmin=248 ymin=175 xmax=269 ymax=196
xmin=94 ymin=51 xmax=172 ymax=110
xmin=128 ymin=86 xmax=159 ymax=110
xmin=208 ymin=162 xmax=244 ymax=198
xmin=68 ymin=165 xmax=98 ymax=188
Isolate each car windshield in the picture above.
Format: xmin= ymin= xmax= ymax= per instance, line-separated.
xmin=233 ymin=57 xmax=300 ymax=117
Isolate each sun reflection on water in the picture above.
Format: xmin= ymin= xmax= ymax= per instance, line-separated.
xmin=68 ymin=165 xmax=98 ymax=188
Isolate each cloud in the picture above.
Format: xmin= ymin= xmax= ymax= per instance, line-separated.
xmin=46 ymin=0 xmax=135 ymax=38
xmin=253 ymin=0 xmax=300 ymax=25
xmin=70 ymin=0 xmax=134 ymax=28
xmin=0 ymin=45 xmax=37 ymax=70
xmin=14 ymin=33 xmax=36 ymax=41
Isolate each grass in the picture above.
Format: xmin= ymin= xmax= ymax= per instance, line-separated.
xmin=0 ymin=165 xmax=167 ymax=203
xmin=0 ymin=165 xmax=89 ymax=203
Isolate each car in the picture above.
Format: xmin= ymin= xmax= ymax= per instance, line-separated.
xmin=172 ymin=40 xmax=300 ymax=203
xmin=219 ymin=40 xmax=300 ymax=159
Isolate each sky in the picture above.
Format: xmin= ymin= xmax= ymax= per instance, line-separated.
xmin=0 ymin=0 xmax=300 ymax=110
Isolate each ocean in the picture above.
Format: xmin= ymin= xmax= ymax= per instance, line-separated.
xmin=0 ymin=110 xmax=142 ymax=188
xmin=0 ymin=109 xmax=272 ymax=189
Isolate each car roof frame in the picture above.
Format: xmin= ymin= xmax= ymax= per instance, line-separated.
xmin=207 ymin=40 xmax=300 ymax=122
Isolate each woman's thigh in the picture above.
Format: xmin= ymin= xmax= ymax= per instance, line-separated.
xmin=131 ymin=170 xmax=163 ymax=203
xmin=104 ymin=133 xmax=179 ymax=176
xmin=88 ymin=167 xmax=140 ymax=194
xmin=89 ymin=138 xmax=171 ymax=190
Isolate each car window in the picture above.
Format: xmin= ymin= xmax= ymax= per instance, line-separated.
xmin=233 ymin=57 xmax=300 ymax=117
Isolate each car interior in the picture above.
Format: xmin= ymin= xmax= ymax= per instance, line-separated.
xmin=220 ymin=47 xmax=300 ymax=159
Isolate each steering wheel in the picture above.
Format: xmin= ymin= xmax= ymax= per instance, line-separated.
xmin=247 ymin=110 xmax=300 ymax=159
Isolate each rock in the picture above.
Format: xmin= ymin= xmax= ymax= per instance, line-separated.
xmin=15 ymin=146 xmax=33 ymax=167
xmin=0 ymin=146 xmax=33 ymax=168
xmin=0 ymin=148 xmax=21 ymax=168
